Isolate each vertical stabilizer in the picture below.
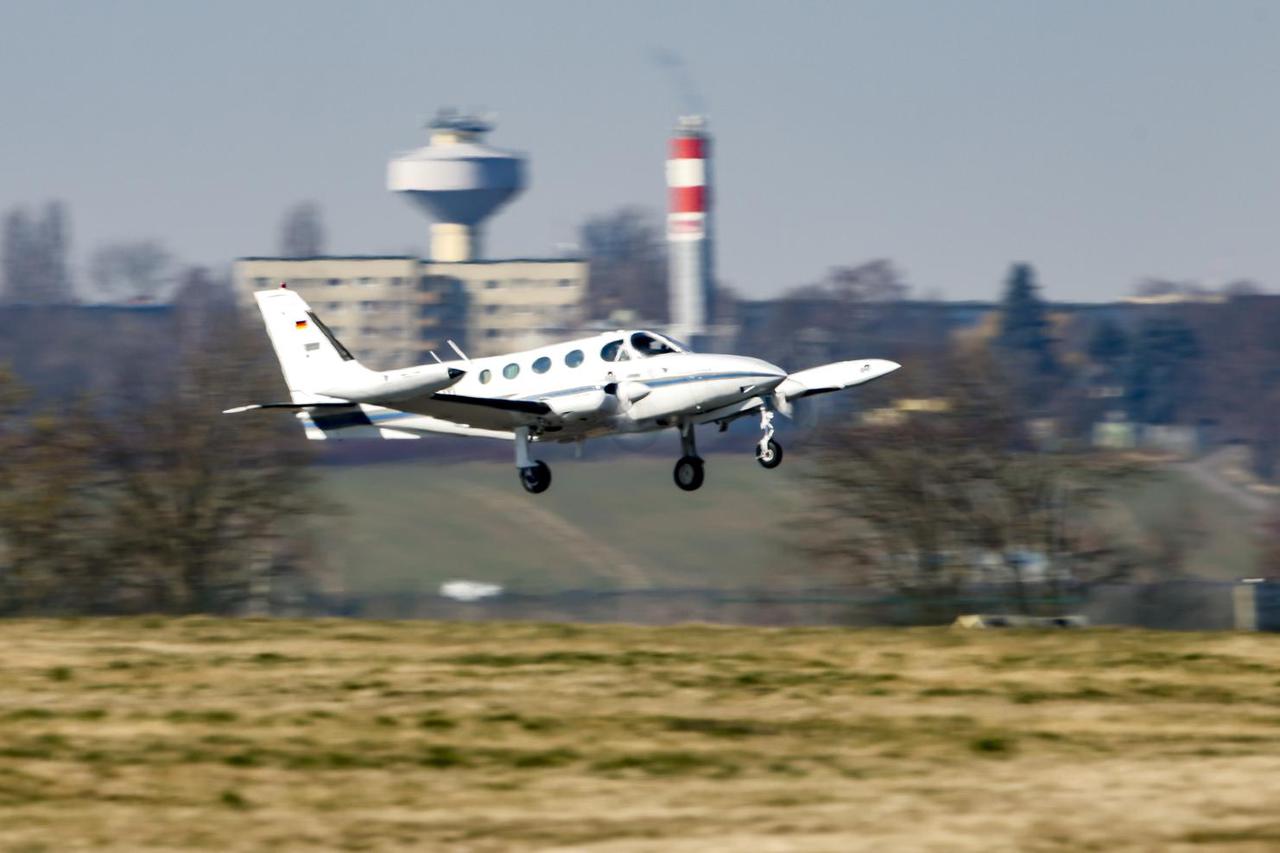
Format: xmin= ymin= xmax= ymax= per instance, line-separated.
xmin=254 ymin=288 xmax=362 ymax=401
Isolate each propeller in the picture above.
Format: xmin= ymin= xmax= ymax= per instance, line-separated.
xmin=602 ymin=380 xmax=651 ymax=410
xmin=770 ymin=390 xmax=794 ymax=419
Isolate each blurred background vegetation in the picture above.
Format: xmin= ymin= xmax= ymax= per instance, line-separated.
xmin=2 ymin=200 xmax=1279 ymax=624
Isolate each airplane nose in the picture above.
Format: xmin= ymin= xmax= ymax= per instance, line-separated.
xmin=745 ymin=357 xmax=787 ymax=386
xmin=740 ymin=356 xmax=785 ymax=376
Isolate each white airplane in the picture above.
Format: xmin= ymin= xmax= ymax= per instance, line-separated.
xmin=226 ymin=286 xmax=901 ymax=493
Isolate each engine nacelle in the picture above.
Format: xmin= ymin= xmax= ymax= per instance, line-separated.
xmin=545 ymin=388 xmax=608 ymax=420
xmin=316 ymin=363 xmax=465 ymax=404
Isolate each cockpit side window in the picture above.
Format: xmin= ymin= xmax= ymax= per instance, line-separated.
xmin=600 ymin=339 xmax=629 ymax=362
xmin=630 ymin=331 xmax=680 ymax=357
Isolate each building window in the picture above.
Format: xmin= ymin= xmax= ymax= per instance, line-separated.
xmin=328 ymin=278 xmax=341 ymax=286
xmin=565 ymin=349 xmax=584 ymax=368
xmin=532 ymin=356 xmax=551 ymax=374
xmin=486 ymin=280 xmax=499 ymax=289
xmin=503 ymin=363 xmax=520 ymax=380
xmin=479 ymin=369 xmax=492 ymax=384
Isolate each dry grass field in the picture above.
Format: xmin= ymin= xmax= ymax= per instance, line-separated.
xmin=2 ymin=619 xmax=1280 ymax=851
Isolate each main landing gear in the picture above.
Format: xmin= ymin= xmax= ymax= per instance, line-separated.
xmin=515 ymin=427 xmax=552 ymax=494
xmin=671 ymin=412 xmax=784 ymax=492
xmin=674 ymin=422 xmax=705 ymax=491
xmin=755 ymin=408 xmax=784 ymax=470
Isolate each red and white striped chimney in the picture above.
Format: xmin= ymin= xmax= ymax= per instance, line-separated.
xmin=667 ymin=116 xmax=714 ymax=339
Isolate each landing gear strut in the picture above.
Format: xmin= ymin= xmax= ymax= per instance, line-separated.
xmin=515 ymin=426 xmax=552 ymax=494
xmin=674 ymin=423 xmax=705 ymax=491
xmin=756 ymin=409 xmax=783 ymax=469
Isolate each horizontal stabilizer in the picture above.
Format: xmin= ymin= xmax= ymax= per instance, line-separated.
xmin=223 ymin=401 xmax=355 ymax=415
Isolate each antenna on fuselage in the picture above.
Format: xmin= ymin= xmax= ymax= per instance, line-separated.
xmin=446 ymin=340 xmax=469 ymax=361
xmin=428 ymin=351 xmax=443 ymax=364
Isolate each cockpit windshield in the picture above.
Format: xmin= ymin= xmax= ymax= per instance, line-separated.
xmin=630 ymin=331 xmax=685 ymax=357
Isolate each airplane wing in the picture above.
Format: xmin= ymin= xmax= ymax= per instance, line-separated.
xmin=427 ymin=393 xmax=551 ymax=416
xmin=693 ymin=358 xmax=900 ymax=427
xmin=383 ymin=390 xmax=555 ymax=433
xmin=296 ymin=403 xmax=517 ymax=441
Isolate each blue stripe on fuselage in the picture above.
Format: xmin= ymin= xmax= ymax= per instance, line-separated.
xmin=348 ymin=371 xmax=779 ymax=426
xmin=525 ymin=371 xmax=778 ymax=400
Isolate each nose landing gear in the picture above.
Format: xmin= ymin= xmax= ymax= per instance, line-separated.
xmin=756 ymin=438 xmax=783 ymax=469
xmin=755 ymin=408 xmax=783 ymax=469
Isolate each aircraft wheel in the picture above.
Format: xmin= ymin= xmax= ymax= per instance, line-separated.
xmin=756 ymin=439 xmax=784 ymax=469
xmin=673 ymin=456 xmax=705 ymax=491
xmin=519 ymin=461 xmax=552 ymax=494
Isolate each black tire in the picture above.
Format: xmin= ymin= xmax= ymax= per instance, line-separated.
xmin=673 ymin=456 xmax=705 ymax=491
xmin=519 ymin=461 xmax=552 ymax=494
xmin=756 ymin=438 xmax=783 ymax=469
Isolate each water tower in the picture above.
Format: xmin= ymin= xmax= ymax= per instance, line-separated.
xmin=387 ymin=110 xmax=526 ymax=262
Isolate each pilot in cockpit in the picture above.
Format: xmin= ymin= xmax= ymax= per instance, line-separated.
xmin=629 ymin=331 xmax=685 ymax=357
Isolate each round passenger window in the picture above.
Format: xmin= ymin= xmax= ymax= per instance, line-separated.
xmin=565 ymin=349 xmax=584 ymax=368
xmin=533 ymin=356 xmax=552 ymax=374
xmin=479 ymin=369 xmax=492 ymax=384
xmin=503 ymin=363 xmax=520 ymax=380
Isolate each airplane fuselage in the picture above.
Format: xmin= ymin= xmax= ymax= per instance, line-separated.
xmin=363 ymin=331 xmax=787 ymax=442
xmin=237 ymin=287 xmax=900 ymax=492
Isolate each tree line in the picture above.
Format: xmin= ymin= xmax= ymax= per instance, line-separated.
xmin=1 ymin=200 xmax=329 ymax=305
xmin=4 ymin=195 xmax=1279 ymax=621
xmin=0 ymin=288 xmax=319 ymax=615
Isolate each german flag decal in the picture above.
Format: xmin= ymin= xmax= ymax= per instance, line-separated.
xmin=295 ymin=319 xmax=308 ymax=330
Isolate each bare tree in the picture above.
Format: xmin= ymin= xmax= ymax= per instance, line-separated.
xmin=580 ymin=207 xmax=667 ymax=323
xmin=0 ymin=368 xmax=102 ymax=613
xmin=0 ymin=313 xmax=325 ymax=615
xmin=89 ymin=241 xmax=172 ymax=302
xmin=1 ymin=209 xmax=34 ymax=303
xmin=279 ymin=201 xmax=327 ymax=258
xmin=2 ymin=202 xmax=73 ymax=304
xmin=1257 ymin=511 xmax=1280 ymax=579
xmin=41 ymin=201 xmax=72 ymax=300
xmin=95 ymin=323 xmax=322 ymax=613
xmin=800 ymin=352 xmax=1143 ymax=622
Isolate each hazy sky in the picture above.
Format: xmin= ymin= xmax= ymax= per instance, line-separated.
xmin=2 ymin=1 xmax=1278 ymax=301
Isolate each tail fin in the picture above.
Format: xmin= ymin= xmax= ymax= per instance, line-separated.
xmin=254 ymin=287 xmax=362 ymax=402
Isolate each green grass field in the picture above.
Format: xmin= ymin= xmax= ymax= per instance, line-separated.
xmin=314 ymin=454 xmax=813 ymax=596
xmin=314 ymin=454 xmax=1263 ymax=600
xmin=3 ymin=619 xmax=1280 ymax=851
